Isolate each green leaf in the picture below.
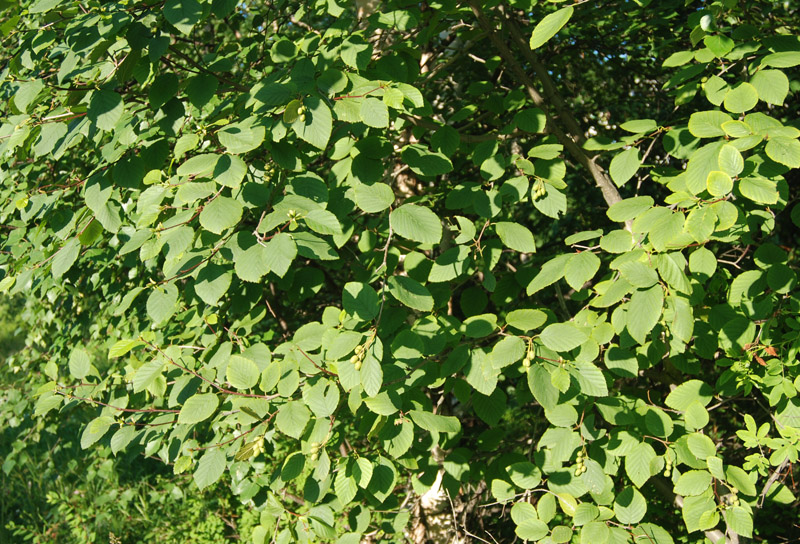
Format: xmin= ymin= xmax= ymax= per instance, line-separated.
xmin=688 ymin=111 xmax=733 ymax=138
xmin=108 ymin=339 xmax=143 ymax=359
xmin=706 ymin=170 xmax=732 ymax=196
xmin=178 ymin=393 xmax=219 ymax=425
xmin=147 ymin=283 xmax=179 ymax=325
xmin=164 ymin=0 xmax=204 ymax=34
xmin=506 ymin=309 xmax=547 ymax=331
xmin=527 ymin=364 xmax=558 ymax=410
xmin=354 ymin=182 xmax=395 ymax=213
xmin=81 ymin=416 xmax=114 ymax=449
xmin=682 ymin=494 xmax=716 ymax=532
xmin=579 ymin=523 xmax=608 ymax=544
xmin=194 ymin=449 xmax=226 ymax=490
xmin=529 ymin=6 xmax=574 ymax=50
xmin=508 ymin=461 xmax=542 ymax=489
xmin=360 ymin=350 xmax=389 ymax=392
xmin=717 ymin=144 xmax=744 ymax=177
xmin=263 ymin=233 xmax=297 ymax=277
xmin=571 ymin=362 xmax=608 ymax=396
xmin=401 ymin=144 xmax=453 ymax=176
xmin=88 ymin=91 xmax=124 ymax=131
xmin=408 ymin=410 xmax=461 ymax=433
xmin=725 ymin=465 xmax=757 ymax=496
xmin=625 ymin=442 xmax=656 ymax=488
xmin=177 ymin=154 xmax=220 ymax=178
xmin=565 ymin=251 xmax=600 ymax=290
xmin=724 ymin=507 xmax=752 ymax=538
xmin=360 ymin=97 xmax=389 ymax=128
xmin=294 ymin=97 xmax=333 ymax=150
xmin=69 ymin=348 xmax=91 ymax=380
xmin=390 ymin=203 xmax=442 ymax=245
xmin=195 ymin=263 xmax=232 ymax=306
xmin=491 ymin=336 xmax=526 ymax=369
xmin=761 ymin=51 xmax=800 ymax=68
xmin=217 ymin=122 xmax=265 ymax=154
xmin=133 ymin=358 xmax=164 ymax=393
xmin=739 ymin=177 xmax=779 ymax=204
xmin=626 ymin=285 xmax=663 ymax=344
xmin=620 ymin=119 xmax=657 ymax=133
xmin=687 ymin=433 xmax=717 ymax=460
xmin=750 ymin=69 xmax=789 ymax=105
xmin=226 ymin=354 xmax=259 ymax=389
xmin=527 ymin=253 xmax=571 ymax=294
xmin=463 ymin=314 xmax=498 ymax=338
xmin=276 ymin=401 xmax=311 ymax=439
xmin=52 ymin=238 xmax=81 ymax=279
xmin=609 ymin=147 xmax=641 ymax=187
xmin=674 ymin=470 xmax=712 ymax=496
xmin=213 ymin=154 xmax=247 ymax=188
xmin=200 ymin=196 xmax=243 ymax=234
xmin=387 ymin=276 xmax=433 ymax=311
xmin=723 ymin=82 xmax=759 ymax=113
xmin=343 ymin=282 xmax=379 ymax=321
xmin=614 ymin=487 xmax=647 ymax=524
xmin=765 ymin=136 xmax=800 ymax=168
xmin=607 ymin=196 xmax=653 ymax=222
xmin=495 ymin=221 xmax=536 ymax=253
xmin=303 ymin=209 xmax=342 ymax=236
xmin=540 ymin=322 xmax=588 ymax=352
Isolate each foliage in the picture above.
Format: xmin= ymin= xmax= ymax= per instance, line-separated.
xmin=1 ymin=0 xmax=800 ymax=542
xmin=0 ymin=314 xmax=255 ymax=544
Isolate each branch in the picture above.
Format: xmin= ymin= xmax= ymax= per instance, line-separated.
xmin=467 ymin=2 xmax=627 ymax=217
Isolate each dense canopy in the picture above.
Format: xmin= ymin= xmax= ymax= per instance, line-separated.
xmin=1 ymin=0 xmax=799 ymax=542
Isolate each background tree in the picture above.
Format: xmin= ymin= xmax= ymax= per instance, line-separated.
xmin=1 ymin=0 xmax=799 ymax=542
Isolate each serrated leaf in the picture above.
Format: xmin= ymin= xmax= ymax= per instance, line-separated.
xmin=360 ymin=97 xmax=389 ymax=128
xmin=343 ymin=281 xmax=379 ymax=321
xmin=276 ymin=401 xmax=311 ymax=439
xmin=571 ymin=362 xmax=608 ymax=396
xmin=529 ymin=6 xmax=574 ymax=50
xmin=194 ymin=448 xmax=225 ymax=490
xmin=303 ymin=209 xmax=342 ymax=236
xmin=226 ymin=354 xmax=259 ymax=389
xmin=495 ymin=221 xmax=536 ymax=253
xmin=750 ymin=69 xmax=789 ymax=105
xmin=614 ymin=486 xmax=647 ymax=524
xmin=723 ymin=82 xmax=758 ymax=113
xmin=178 ymin=393 xmax=219 ymax=424
xmin=506 ymin=309 xmax=547 ymax=331
xmin=626 ymin=285 xmax=663 ymax=344
xmin=52 ymin=238 xmax=81 ymax=278
xmin=607 ymin=196 xmax=653 ymax=222
xmin=674 ymin=470 xmax=712 ymax=496
xmin=625 ymin=442 xmax=656 ymax=488
xmin=665 ymin=380 xmax=713 ymax=411
xmin=390 ymin=203 xmax=442 ymax=245
xmin=199 ymin=196 xmax=243 ymax=234
xmin=565 ymin=251 xmax=600 ymax=290
xmin=620 ymin=119 xmax=657 ymax=133
xmin=409 ymin=410 xmax=460 ymax=433
xmin=147 ymin=283 xmax=179 ymax=325
xmin=765 ymin=136 xmax=800 ymax=168
xmin=540 ymin=322 xmax=588 ymax=352
xmin=68 ymin=348 xmax=91 ymax=380
xmin=609 ymin=147 xmax=641 ymax=187
xmin=387 ymin=275 xmax=433 ymax=311
xmin=108 ymin=339 xmax=143 ymax=358
xmin=688 ymin=111 xmax=733 ymax=138
xmin=263 ymin=233 xmax=297 ymax=277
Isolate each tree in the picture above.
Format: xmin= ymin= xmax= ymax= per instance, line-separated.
xmin=1 ymin=0 xmax=799 ymax=542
